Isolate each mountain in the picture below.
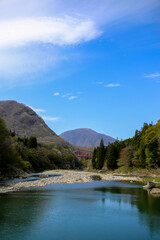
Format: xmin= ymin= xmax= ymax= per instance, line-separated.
xmin=60 ymin=128 xmax=116 ymax=147
xmin=0 ymin=100 xmax=70 ymax=147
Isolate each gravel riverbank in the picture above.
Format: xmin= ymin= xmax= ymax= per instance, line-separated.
xmin=0 ymin=170 xmax=142 ymax=193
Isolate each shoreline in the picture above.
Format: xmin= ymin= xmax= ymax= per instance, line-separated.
xmin=0 ymin=170 xmax=143 ymax=193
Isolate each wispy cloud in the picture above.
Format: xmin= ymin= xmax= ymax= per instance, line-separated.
xmin=54 ymin=92 xmax=78 ymax=100
xmin=0 ymin=17 xmax=101 ymax=48
xmin=144 ymin=73 xmax=160 ymax=78
xmin=54 ymin=92 xmax=60 ymax=96
xmin=105 ymin=83 xmax=120 ymax=88
xmin=68 ymin=96 xmax=77 ymax=100
xmin=29 ymin=106 xmax=46 ymax=113
xmin=62 ymin=93 xmax=72 ymax=98
xmin=29 ymin=105 xmax=60 ymax=121
xmin=0 ymin=0 xmax=159 ymax=83
xmin=96 ymin=82 xmax=104 ymax=85
xmin=96 ymin=82 xmax=121 ymax=88
xmin=41 ymin=116 xmax=60 ymax=121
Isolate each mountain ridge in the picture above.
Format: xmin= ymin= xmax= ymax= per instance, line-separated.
xmin=0 ymin=100 xmax=71 ymax=147
xmin=60 ymin=128 xmax=116 ymax=147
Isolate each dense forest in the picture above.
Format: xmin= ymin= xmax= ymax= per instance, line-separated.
xmin=0 ymin=117 xmax=82 ymax=178
xmin=1 ymin=116 xmax=160 ymax=179
xmin=92 ymin=120 xmax=160 ymax=170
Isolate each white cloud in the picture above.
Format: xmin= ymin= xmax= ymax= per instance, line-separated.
xmin=0 ymin=1 xmax=158 ymax=50
xmin=61 ymin=93 xmax=81 ymax=100
xmin=29 ymin=106 xmax=59 ymax=121
xmin=0 ymin=45 xmax=66 ymax=83
xmin=0 ymin=0 xmax=159 ymax=25
xmin=41 ymin=116 xmax=60 ymax=121
xmin=53 ymin=92 xmax=81 ymax=99
xmin=62 ymin=93 xmax=72 ymax=98
xmin=29 ymin=106 xmax=46 ymax=113
xmin=144 ymin=73 xmax=160 ymax=78
xmin=68 ymin=96 xmax=77 ymax=100
xmin=54 ymin=92 xmax=60 ymax=96
xmin=0 ymin=0 xmax=159 ymax=83
xmin=0 ymin=17 xmax=101 ymax=48
xmin=35 ymin=109 xmax=46 ymax=113
xmin=105 ymin=83 xmax=120 ymax=87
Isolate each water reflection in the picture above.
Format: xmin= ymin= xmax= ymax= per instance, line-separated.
xmin=0 ymin=182 xmax=160 ymax=240
xmin=0 ymin=190 xmax=56 ymax=239
xmin=94 ymin=185 xmax=160 ymax=234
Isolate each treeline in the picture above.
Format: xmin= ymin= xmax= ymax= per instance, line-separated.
xmin=0 ymin=117 xmax=82 ymax=177
xmin=92 ymin=120 xmax=160 ymax=170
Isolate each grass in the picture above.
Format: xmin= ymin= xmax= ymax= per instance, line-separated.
xmin=76 ymin=178 xmax=83 ymax=181
xmin=114 ymin=166 xmax=160 ymax=176
xmin=142 ymin=177 xmax=160 ymax=186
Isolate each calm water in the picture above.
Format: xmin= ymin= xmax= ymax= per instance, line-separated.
xmin=0 ymin=181 xmax=160 ymax=240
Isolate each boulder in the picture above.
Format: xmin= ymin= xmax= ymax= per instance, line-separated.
xmin=91 ymin=175 xmax=102 ymax=181
xmin=143 ymin=181 xmax=155 ymax=189
xmin=150 ymin=188 xmax=160 ymax=196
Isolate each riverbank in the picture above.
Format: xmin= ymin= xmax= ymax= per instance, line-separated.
xmin=0 ymin=170 xmax=143 ymax=193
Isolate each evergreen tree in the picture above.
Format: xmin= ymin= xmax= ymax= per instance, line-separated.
xmin=96 ymin=139 xmax=105 ymax=169
xmin=92 ymin=148 xmax=97 ymax=169
xmin=92 ymin=139 xmax=106 ymax=169
xmin=106 ymin=144 xmax=118 ymax=170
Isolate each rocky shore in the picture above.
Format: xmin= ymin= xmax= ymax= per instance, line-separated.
xmin=0 ymin=170 xmax=142 ymax=193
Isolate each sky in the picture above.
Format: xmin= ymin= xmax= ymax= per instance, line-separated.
xmin=0 ymin=0 xmax=160 ymax=140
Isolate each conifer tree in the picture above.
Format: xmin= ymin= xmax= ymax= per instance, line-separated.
xmin=97 ymin=139 xmax=105 ymax=169
xmin=106 ymin=144 xmax=118 ymax=170
xmin=92 ymin=148 xmax=97 ymax=169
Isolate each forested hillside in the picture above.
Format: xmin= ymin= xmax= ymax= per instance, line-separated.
xmin=92 ymin=121 xmax=160 ymax=170
xmin=0 ymin=117 xmax=82 ymax=178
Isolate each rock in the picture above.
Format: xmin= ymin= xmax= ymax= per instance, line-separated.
xmin=91 ymin=175 xmax=102 ymax=181
xmin=143 ymin=181 xmax=155 ymax=189
xmin=39 ymin=174 xmax=48 ymax=178
xmin=153 ymin=179 xmax=158 ymax=184
xmin=150 ymin=188 xmax=160 ymax=196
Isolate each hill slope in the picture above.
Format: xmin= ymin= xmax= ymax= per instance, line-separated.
xmin=60 ymin=128 xmax=116 ymax=147
xmin=0 ymin=100 xmax=70 ymax=147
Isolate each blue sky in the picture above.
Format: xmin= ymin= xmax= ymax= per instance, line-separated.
xmin=0 ymin=0 xmax=160 ymax=139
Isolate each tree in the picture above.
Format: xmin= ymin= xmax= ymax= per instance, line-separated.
xmin=0 ymin=117 xmax=20 ymax=173
xmin=133 ymin=130 xmax=141 ymax=148
xmin=27 ymin=136 xmax=37 ymax=149
xmin=96 ymin=139 xmax=105 ymax=169
xmin=135 ymin=142 xmax=146 ymax=168
xmin=134 ymin=121 xmax=160 ymax=168
xmin=144 ymin=125 xmax=159 ymax=167
xmin=106 ymin=144 xmax=118 ymax=170
xmin=92 ymin=148 xmax=97 ymax=169
xmin=0 ymin=117 xmax=9 ymax=140
xmin=118 ymin=146 xmax=134 ymax=168
xmin=92 ymin=139 xmax=106 ymax=169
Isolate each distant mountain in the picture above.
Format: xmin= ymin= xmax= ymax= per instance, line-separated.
xmin=60 ymin=128 xmax=116 ymax=147
xmin=0 ymin=100 xmax=70 ymax=147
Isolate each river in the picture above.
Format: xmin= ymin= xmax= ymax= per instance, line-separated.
xmin=0 ymin=181 xmax=160 ymax=240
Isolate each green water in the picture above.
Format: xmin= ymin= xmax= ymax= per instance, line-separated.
xmin=0 ymin=181 xmax=160 ymax=240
